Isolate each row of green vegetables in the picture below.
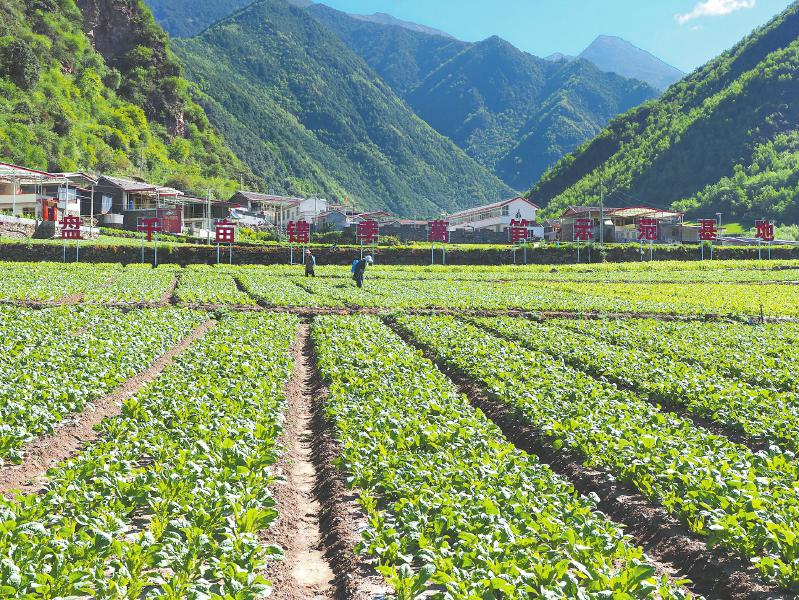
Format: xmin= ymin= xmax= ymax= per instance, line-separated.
xmin=395 ymin=315 xmax=799 ymax=589
xmin=0 ymin=263 xmax=180 ymax=304
xmin=557 ymin=317 xmax=799 ymax=393
xmin=3 ymin=262 xmax=799 ymax=316
xmin=474 ymin=317 xmax=799 ymax=452
xmin=226 ymin=260 xmax=799 ymax=282
xmin=175 ymin=266 xmax=255 ymax=306
xmin=312 ymin=315 xmax=690 ymax=599
xmin=0 ymin=306 xmax=203 ymax=463
xmin=0 ymin=312 xmax=297 ymax=598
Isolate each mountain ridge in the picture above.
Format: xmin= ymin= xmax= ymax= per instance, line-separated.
xmin=173 ymin=0 xmax=512 ymax=217
xmin=308 ymin=4 xmax=658 ymax=190
xmin=579 ymin=35 xmax=684 ymax=91
xmin=528 ymin=2 xmax=799 ymax=224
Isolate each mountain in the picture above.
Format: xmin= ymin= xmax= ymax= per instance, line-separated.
xmin=579 ymin=36 xmax=684 ymax=91
xmin=348 ymin=12 xmax=453 ymax=39
xmin=172 ymin=0 xmax=512 ymax=216
xmin=143 ymin=0 xmax=253 ymax=37
xmin=304 ymin=3 xmax=468 ymax=97
xmin=306 ymin=5 xmax=658 ymax=191
xmin=529 ymin=2 xmax=799 ymax=224
xmin=545 ymin=52 xmax=576 ymax=62
xmin=0 ymin=0 xmax=253 ymax=197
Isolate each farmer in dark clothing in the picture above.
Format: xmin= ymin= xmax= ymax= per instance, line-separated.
xmin=352 ymin=254 xmax=373 ymax=288
xmin=305 ymin=249 xmax=316 ymax=277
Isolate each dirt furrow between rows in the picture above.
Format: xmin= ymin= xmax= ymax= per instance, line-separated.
xmin=263 ymin=323 xmax=336 ymax=600
xmin=384 ymin=318 xmax=783 ymax=600
xmin=0 ymin=318 xmax=217 ymax=498
xmin=305 ymin=323 xmax=391 ymax=600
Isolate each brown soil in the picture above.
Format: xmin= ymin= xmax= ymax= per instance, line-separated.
xmin=160 ymin=274 xmax=178 ymax=306
xmin=59 ymin=293 xmax=85 ymax=305
xmin=384 ymin=318 xmax=789 ymax=600
xmin=262 ymin=324 xmax=336 ymax=600
xmin=306 ymin=326 xmax=391 ymax=600
xmin=0 ymin=319 xmax=217 ymax=497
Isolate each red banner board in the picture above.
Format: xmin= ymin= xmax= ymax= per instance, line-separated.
xmin=428 ymin=220 xmax=449 ymax=243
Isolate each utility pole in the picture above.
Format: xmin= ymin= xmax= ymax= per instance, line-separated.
xmin=207 ymin=189 xmax=212 ymax=245
xmin=90 ymin=184 xmax=95 ymax=239
xmin=599 ymin=169 xmax=604 ymax=244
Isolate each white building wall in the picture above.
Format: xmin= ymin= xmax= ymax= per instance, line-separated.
xmin=449 ymin=198 xmax=538 ymax=232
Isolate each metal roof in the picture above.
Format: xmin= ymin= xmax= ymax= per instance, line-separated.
xmin=0 ymin=162 xmax=60 ymax=182
xmin=99 ymin=175 xmax=183 ymax=196
xmin=233 ymin=191 xmax=305 ymax=206
xmin=611 ymin=206 xmax=684 ymax=219
xmin=447 ymin=197 xmax=540 ymax=219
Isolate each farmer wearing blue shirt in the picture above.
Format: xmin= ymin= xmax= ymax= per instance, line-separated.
xmin=352 ymin=254 xmax=373 ymax=288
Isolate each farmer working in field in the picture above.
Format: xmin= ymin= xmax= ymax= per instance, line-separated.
xmin=352 ymin=254 xmax=373 ymax=288
xmin=305 ymin=249 xmax=316 ymax=277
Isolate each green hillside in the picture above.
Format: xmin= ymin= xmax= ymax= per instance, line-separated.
xmin=144 ymin=0 xmax=253 ymax=38
xmin=0 ymin=0 xmax=253 ymax=197
xmin=408 ymin=38 xmax=656 ymax=189
xmin=173 ymin=0 xmax=512 ymax=216
xmin=530 ymin=2 xmax=799 ymax=224
xmin=307 ymin=5 xmax=658 ymax=191
xmin=305 ymin=3 xmax=468 ymax=97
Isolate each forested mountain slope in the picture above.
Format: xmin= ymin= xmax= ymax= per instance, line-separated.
xmin=173 ymin=0 xmax=512 ymax=216
xmin=307 ymin=5 xmax=658 ymax=190
xmin=529 ymin=2 xmax=799 ymax=223
xmin=0 ymin=0 xmax=254 ymax=197
xmin=143 ymin=0 xmax=253 ymax=37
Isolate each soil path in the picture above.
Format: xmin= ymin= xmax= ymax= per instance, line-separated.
xmin=0 ymin=319 xmax=217 ymax=497
xmin=264 ymin=324 xmax=336 ymax=600
xmin=161 ymin=274 xmax=179 ymax=305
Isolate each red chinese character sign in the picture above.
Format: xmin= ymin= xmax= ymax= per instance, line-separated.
xmin=573 ymin=218 xmax=594 ymax=241
xmin=698 ymin=219 xmax=718 ymax=241
xmin=756 ymin=220 xmax=775 ymax=242
xmin=357 ymin=220 xmax=379 ymax=245
xmin=509 ymin=219 xmax=530 ymax=244
xmin=60 ymin=216 xmax=83 ymax=240
xmin=215 ymin=219 xmax=236 ymax=244
xmin=637 ymin=218 xmax=658 ymax=241
xmin=287 ymin=220 xmax=310 ymax=244
xmin=756 ymin=219 xmax=775 ymax=260
xmin=60 ymin=215 xmax=83 ymax=262
xmin=287 ymin=220 xmax=310 ymax=266
xmin=428 ymin=220 xmax=450 ymax=243
xmin=215 ymin=219 xmax=236 ymax=265
xmin=428 ymin=220 xmax=449 ymax=265
xmin=697 ymin=218 xmax=719 ymax=261
xmin=137 ymin=218 xmax=162 ymax=266
xmin=138 ymin=218 xmax=162 ymax=242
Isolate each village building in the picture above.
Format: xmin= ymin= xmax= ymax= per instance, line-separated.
xmin=228 ymin=191 xmax=328 ymax=227
xmin=445 ymin=197 xmax=544 ymax=242
xmin=559 ymin=205 xmax=685 ymax=243
xmin=0 ymin=162 xmax=86 ymax=219
xmin=85 ymin=175 xmax=185 ymax=231
xmin=446 ymin=197 xmax=541 ymax=233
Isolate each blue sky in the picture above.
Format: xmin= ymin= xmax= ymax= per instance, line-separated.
xmin=318 ymin=0 xmax=793 ymax=72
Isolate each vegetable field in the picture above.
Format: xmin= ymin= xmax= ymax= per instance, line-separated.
xmin=1 ymin=260 xmax=798 ymax=598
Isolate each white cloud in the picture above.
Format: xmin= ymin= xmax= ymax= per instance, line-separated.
xmin=676 ymin=0 xmax=756 ymax=24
